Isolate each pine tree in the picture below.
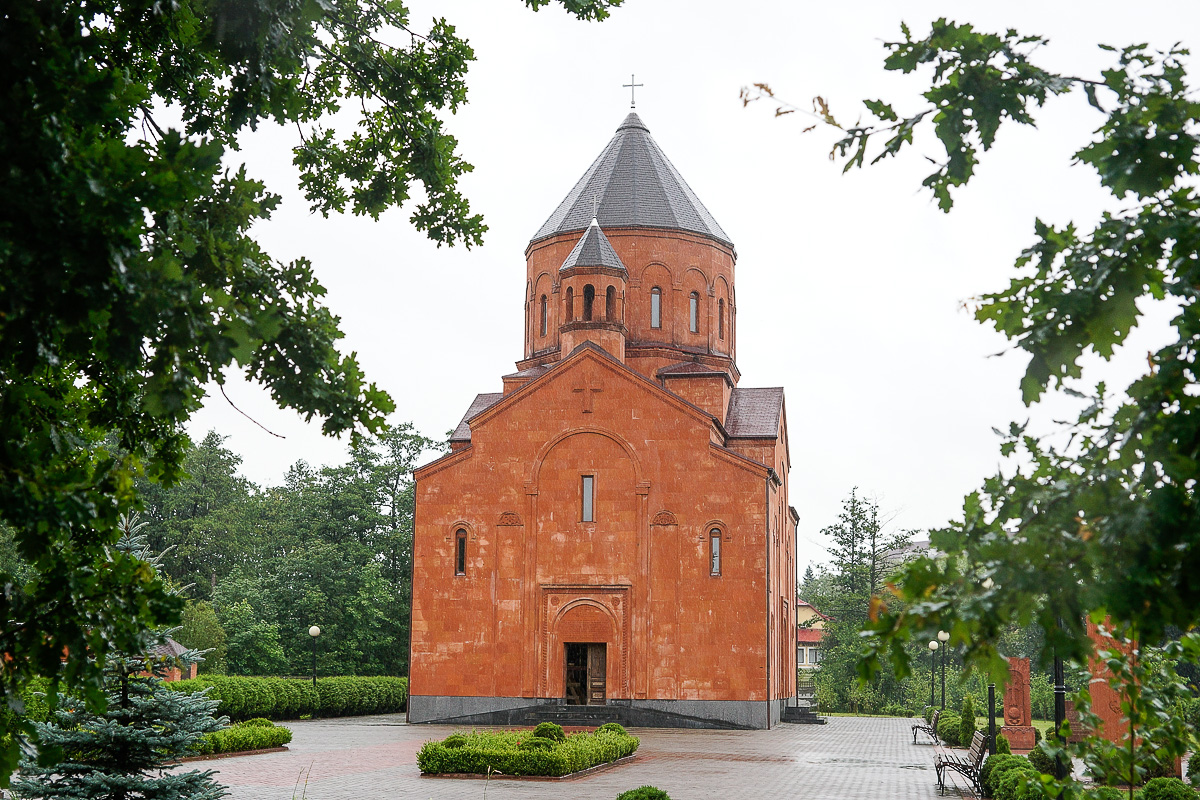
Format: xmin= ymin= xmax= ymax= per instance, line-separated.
xmin=12 ymin=514 xmax=228 ymax=800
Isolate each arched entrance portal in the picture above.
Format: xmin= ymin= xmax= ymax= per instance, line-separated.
xmin=540 ymin=587 xmax=630 ymax=701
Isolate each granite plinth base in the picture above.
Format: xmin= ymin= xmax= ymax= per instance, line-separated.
xmin=1001 ymin=725 xmax=1036 ymax=750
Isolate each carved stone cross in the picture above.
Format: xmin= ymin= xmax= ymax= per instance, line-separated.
xmin=572 ymin=375 xmax=603 ymax=413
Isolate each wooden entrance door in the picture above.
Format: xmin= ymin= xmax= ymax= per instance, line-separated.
xmin=587 ymin=644 xmax=606 ymax=705
xmin=564 ymin=643 xmax=606 ymax=705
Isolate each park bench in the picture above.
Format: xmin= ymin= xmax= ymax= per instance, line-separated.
xmin=935 ymin=730 xmax=987 ymax=795
xmin=911 ymin=708 xmax=940 ymax=744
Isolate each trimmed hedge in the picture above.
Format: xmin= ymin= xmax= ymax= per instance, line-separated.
xmin=997 ymin=734 xmax=1012 ymax=754
xmin=937 ymin=713 xmax=963 ymax=747
xmin=992 ymin=757 xmax=1039 ymax=800
xmin=982 ymin=754 xmax=1026 ymax=798
xmin=194 ymin=719 xmax=293 ymax=756
xmin=1190 ymin=750 xmax=1200 ymax=787
xmin=417 ymin=728 xmax=640 ymax=777
xmin=173 ymin=675 xmax=407 ymax=721
xmin=1141 ymin=778 xmax=1199 ymax=800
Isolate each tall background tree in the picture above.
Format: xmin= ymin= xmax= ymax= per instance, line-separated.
xmin=0 ymin=0 xmax=621 ymax=784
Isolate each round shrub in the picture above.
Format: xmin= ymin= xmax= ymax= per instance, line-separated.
xmin=1141 ymin=777 xmax=1198 ymax=800
xmin=925 ymin=706 xmax=934 ymax=724
xmin=616 ymin=788 xmax=671 ymax=800
xmin=994 ymin=762 xmax=1039 ymax=800
xmin=241 ymin=718 xmax=275 ymax=728
xmin=982 ymin=754 xmax=1026 ymax=798
xmin=532 ymin=722 xmax=566 ymax=742
xmin=442 ymin=733 xmax=469 ymax=749
xmin=519 ymin=736 xmax=556 ymax=751
xmin=1033 ymin=726 xmax=1042 ymax=744
xmin=598 ymin=722 xmax=627 ymax=736
xmin=1027 ymin=745 xmax=1072 ymax=777
xmin=996 ymin=734 xmax=1012 ymax=755
xmin=937 ymin=713 xmax=963 ymax=747
xmin=1084 ymin=789 xmax=1127 ymax=800
xmin=1189 ymin=750 xmax=1200 ymax=787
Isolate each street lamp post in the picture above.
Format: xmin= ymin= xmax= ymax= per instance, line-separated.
xmin=928 ymin=640 xmax=939 ymax=708
xmin=309 ymin=625 xmax=321 ymax=689
xmin=938 ymin=630 xmax=950 ymax=709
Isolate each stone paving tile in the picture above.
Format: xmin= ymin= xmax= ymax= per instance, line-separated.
xmin=205 ymin=714 xmax=958 ymax=800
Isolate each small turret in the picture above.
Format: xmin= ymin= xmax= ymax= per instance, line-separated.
xmin=557 ymin=219 xmax=627 ymax=361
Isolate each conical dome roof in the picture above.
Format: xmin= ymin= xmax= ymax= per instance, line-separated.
xmin=560 ymin=220 xmax=627 ymax=272
xmin=531 ymin=113 xmax=732 ymax=248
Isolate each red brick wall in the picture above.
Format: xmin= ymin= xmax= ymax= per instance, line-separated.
xmin=411 ymin=348 xmax=783 ymax=704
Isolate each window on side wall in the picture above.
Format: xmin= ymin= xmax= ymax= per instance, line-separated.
xmin=540 ymin=295 xmax=547 ymax=336
xmin=581 ymin=475 xmax=594 ymax=522
xmin=689 ymin=291 xmax=699 ymax=333
xmin=455 ymin=529 xmax=466 ymax=575
xmin=710 ymin=528 xmax=721 ymax=576
xmin=651 ymin=287 xmax=662 ymax=328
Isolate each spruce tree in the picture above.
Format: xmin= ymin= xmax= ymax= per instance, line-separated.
xmin=12 ymin=514 xmax=228 ymax=800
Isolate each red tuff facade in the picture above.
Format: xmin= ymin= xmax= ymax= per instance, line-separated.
xmin=409 ymin=113 xmax=797 ymax=729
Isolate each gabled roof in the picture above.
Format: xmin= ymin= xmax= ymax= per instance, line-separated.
xmin=449 ymin=392 xmax=503 ymax=442
xmin=725 ymin=387 xmax=784 ymax=438
xmin=532 ymin=113 xmax=732 ymax=248
xmin=560 ymin=220 xmax=627 ymax=272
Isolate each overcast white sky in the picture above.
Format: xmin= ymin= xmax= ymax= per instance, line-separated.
xmin=185 ymin=0 xmax=1198 ymax=575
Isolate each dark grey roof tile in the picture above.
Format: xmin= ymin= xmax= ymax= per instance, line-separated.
xmin=725 ymin=387 xmax=784 ymax=438
xmin=532 ymin=113 xmax=732 ymax=247
xmin=560 ymin=221 xmax=627 ymax=271
xmin=449 ymin=392 xmax=504 ymax=442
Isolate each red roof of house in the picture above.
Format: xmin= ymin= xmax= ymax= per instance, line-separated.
xmin=796 ymin=628 xmax=824 ymax=644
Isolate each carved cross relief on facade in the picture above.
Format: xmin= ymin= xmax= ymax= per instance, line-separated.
xmin=572 ymin=374 xmax=604 ymax=413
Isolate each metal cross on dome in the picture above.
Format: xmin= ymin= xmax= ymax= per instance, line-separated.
xmin=623 ymin=74 xmax=643 ymax=108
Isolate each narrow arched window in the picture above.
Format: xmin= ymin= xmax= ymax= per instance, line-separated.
xmin=565 ymin=287 xmax=574 ymax=321
xmin=540 ymin=295 xmax=548 ymax=336
xmin=710 ymin=528 xmax=721 ymax=576
xmin=718 ymin=298 xmax=725 ymax=340
xmin=689 ymin=292 xmax=700 ymax=333
xmin=455 ymin=529 xmax=467 ymax=575
xmin=605 ymin=285 xmax=615 ymax=322
xmin=583 ymin=285 xmax=595 ymax=321
xmin=651 ymin=287 xmax=662 ymax=329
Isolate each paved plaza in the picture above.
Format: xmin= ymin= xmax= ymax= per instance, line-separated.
xmin=208 ymin=714 xmax=960 ymax=800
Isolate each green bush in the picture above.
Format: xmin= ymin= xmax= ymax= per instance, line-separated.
xmin=443 ymin=733 xmax=468 ymax=749
xmin=1027 ymin=744 xmax=1073 ymax=777
xmin=532 ymin=722 xmax=566 ymax=742
xmin=991 ymin=757 xmax=1038 ymax=800
xmin=417 ymin=728 xmax=640 ymax=777
xmin=960 ymin=695 xmax=977 ymax=747
xmin=519 ymin=737 xmax=556 ymax=751
xmin=937 ymin=713 xmax=963 ymax=747
xmin=616 ymin=788 xmax=671 ymax=800
xmin=982 ymin=754 xmax=1026 ymax=798
xmin=1083 ymin=789 xmax=1128 ymax=800
xmin=1141 ymin=778 xmax=1198 ymax=800
xmin=1033 ymin=726 xmax=1042 ymax=744
xmin=173 ymin=675 xmax=407 ymax=721
xmin=1189 ymin=750 xmax=1200 ymax=787
xmin=194 ymin=720 xmax=293 ymax=755
xmin=924 ymin=706 xmax=934 ymax=724
xmin=997 ymin=734 xmax=1011 ymax=754
xmin=598 ymin=722 xmax=627 ymax=736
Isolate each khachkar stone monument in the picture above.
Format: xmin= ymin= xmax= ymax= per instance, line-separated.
xmin=1001 ymin=656 xmax=1036 ymax=750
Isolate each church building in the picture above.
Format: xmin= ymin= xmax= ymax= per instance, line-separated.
xmin=408 ymin=112 xmax=797 ymax=729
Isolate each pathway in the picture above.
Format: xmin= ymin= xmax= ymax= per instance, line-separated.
xmin=207 ymin=714 xmax=962 ymax=800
